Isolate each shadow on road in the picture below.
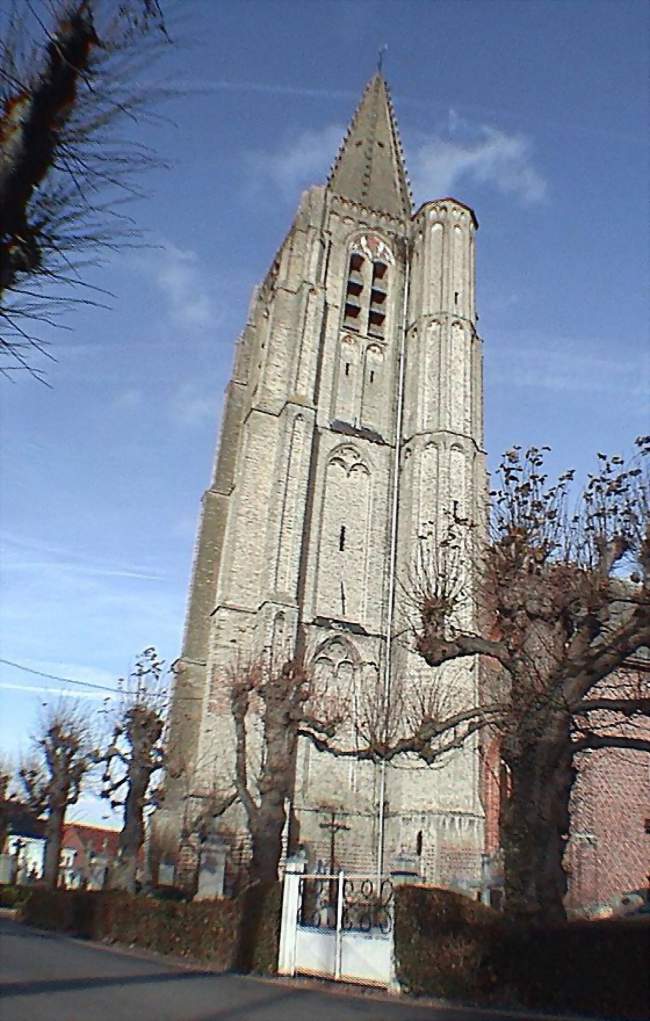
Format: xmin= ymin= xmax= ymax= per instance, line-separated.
xmin=0 ymin=970 xmax=217 ymax=998
xmin=0 ymin=971 xmax=317 ymax=1020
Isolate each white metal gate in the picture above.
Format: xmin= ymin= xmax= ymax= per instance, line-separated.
xmin=278 ymin=862 xmax=395 ymax=987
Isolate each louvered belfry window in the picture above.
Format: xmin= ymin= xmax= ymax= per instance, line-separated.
xmin=343 ymin=252 xmax=364 ymax=330
xmin=368 ymin=260 xmax=387 ymax=338
xmin=342 ymin=246 xmax=389 ymax=339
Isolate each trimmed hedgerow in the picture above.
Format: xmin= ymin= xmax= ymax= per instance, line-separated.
xmin=0 ymin=884 xmax=32 ymax=908
xmin=21 ymin=884 xmax=282 ymax=975
xmin=235 ymin=881 xmax=282 ymax=975
xmin=394 ymin=884 xmax=500 ymax=1002
xmin=394 ymin=884 xmax=650 ymax=1021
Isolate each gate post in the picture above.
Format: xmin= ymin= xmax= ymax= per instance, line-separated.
xmin=334 ymin=869 xmax=345 ymax=980
xmin=277 ymin=855 xmax=305 ymax=976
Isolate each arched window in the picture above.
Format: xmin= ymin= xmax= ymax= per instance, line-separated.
xmin=343 ymin=253 xmax=364 ymax=331
xmin=317 ymin=446 xmax=371 ymax=623
xmin=342 ymin=240 xmax=391 ymax=340
xmin=361 ymin=344 xmax=384 ymax=430
xmin=335 ymin=335 xmax=359 ymax=423
xmin=368 ymin=260 xmax=388 ymax=338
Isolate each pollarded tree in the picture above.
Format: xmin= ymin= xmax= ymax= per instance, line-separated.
xmin=100 ymin=647 xmax=169 ymax=892
xmin=229 ymin=656 xmax=342 ymax=884
xmin=0 ymin=0 xmax=169 ymax=379
xmin=213 ymin=443 xmax=649 ymax=917
xmin=19 ymin=702 xmax=93 ymax=887
xmin=408 ymin=440 xmax=650 ymax=923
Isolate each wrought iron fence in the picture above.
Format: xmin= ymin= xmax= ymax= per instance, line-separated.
xmin=298 ymin=872 xmax=394 ymax=934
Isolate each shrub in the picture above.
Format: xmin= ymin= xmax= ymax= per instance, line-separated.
xmin=394 ymin=885 xmax=499 ymax=1001
xmin=149 ymin=885 xmax=191 ymax=903
xmin=235 ymin=882 xmax=282 ymax=975
xmin=20 ymin=882 xmax=282 ymax=975
xmin=0 ymin=884 xmax=31 ymax=908
xmin=394 ymin=884 xmax=650 ymax=1020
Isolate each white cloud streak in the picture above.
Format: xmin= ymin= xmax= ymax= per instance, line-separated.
xmin=249 ymin=112 xmax=546 ymax=207
xmin=169 ymin=381 xmax=216 ymax=428
xmin=0 ymin=682 xmax=110 ymax=701
xmin=247 ymin=124 xmax=343 ymax=201
xmin=1 ymin=532 xmax=164 ymax=582
xmin=410 ymin=120 xmax=547 ymax=205
xmin=489 ymin=339 xmax=650 ymax=397
xmin=134 ymin=242 xmax=217 ymax=330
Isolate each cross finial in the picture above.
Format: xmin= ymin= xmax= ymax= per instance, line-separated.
xmin=377 ymin=44 xmax=388 ymax=74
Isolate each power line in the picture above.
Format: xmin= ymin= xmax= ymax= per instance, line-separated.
xmin=0 ymin=657 xmax=199 ymax=701
xmin=0 ymin=658 xmax=122 ymax=694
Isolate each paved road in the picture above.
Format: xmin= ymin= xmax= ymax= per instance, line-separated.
xmin=0 ymin=918 xmax=574 ymax=1021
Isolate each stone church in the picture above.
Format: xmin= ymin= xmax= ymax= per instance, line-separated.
xmin=163 ymin=72 xmax=490 ymax=890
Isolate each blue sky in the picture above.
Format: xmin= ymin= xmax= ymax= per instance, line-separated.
xmin=1 ymin=0 xmax=648 ymax=823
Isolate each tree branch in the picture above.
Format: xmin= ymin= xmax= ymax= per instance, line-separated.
xmin=300 ymin=703 xmax=502 ymax=763
xmin=416 ymin=631 xmax=511 ymax=670
xmin=565 ymin=618 xmax=650 ymax=706
xmin=573 ymin=733 xmax=650 ymax=754
xmin=230 ymin=688 xmax=256 ymax=821
xmin=575 ymin=697 xmax=650 ymax=716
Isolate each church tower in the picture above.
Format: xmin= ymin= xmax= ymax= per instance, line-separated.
xmin=165 ymin=74 xmax=486 ymax=887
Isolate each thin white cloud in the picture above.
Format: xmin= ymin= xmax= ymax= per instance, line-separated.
xmin=250 ymin=113 xmax=546 ymax=207
xmin=489 ymin=338 xmax=650 ymax=396
xmin=0 ymin=532 xmax=164 ymax=582
xmin=172 ymin=78 xmax=355 ymax=102
xmin=134 ymin=242 xmax=217 ymax=329
xmin=112 ymin=387 xmax=144 ymax=411
xmin=410 ymin=113 xmax=547 ymax=205
xmin=169 ymin=381 xmax=216 ymax=428
xmin=247 ymin=124 xmax=344 ymax=200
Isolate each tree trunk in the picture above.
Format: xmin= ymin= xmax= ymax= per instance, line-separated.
xmin=501 ymin=710 xmax=575 ymax=924
xmin=111 ymin=769 xmax=147 ymax=893
xmin=43 ymin=805 xmax=65 ymax=888
xmin=109 ymin=854 xmax=138 ymax=893
xmin=249 ymin=794 xmax=286 ymax=884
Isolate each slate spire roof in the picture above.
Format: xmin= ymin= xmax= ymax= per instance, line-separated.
xmin=327 ymin=73 xmax=412 ymax=219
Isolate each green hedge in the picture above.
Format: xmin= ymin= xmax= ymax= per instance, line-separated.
xmin=21 ymin=884 xmax=281 ymax=975
xmin=394 ymin=885 xmax=650 ymax=1021
xmin=0 ymin=884 xmax=32 ymax=908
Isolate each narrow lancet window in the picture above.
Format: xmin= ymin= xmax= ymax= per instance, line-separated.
xmin=368 ymin=260 xmax=387 ymax=338
xmin=343 ymin=253 xmax=364 ymax=331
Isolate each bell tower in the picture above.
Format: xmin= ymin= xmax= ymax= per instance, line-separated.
xmin=164 ymin=73 xmax=486 ymax=889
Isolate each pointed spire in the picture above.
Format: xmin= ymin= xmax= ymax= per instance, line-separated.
xmin=327 ymin=74 xmax=412 ymax=219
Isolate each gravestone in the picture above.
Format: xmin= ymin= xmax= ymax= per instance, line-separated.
xmin=0 ymin=853 xmax=16 ymax=885
xmin=158 ymin=861 xmax=175 ymax=887
xmin=194 ymin=834 xmax=227 ymax=900
xmin=390 ymin=849 xmax=419 ymax=886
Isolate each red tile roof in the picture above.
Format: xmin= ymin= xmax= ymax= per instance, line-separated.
xmin=62 ymin=823 xmax=121 ymax=859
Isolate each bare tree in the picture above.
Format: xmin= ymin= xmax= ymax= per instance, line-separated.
xmin=0 ymin=0 xmax=170 ymax=379
xmin=293 ymin=441 xmax=649 ymax=923
xmin=204 ymin=444 xmax=648 ymax=919
xmin=19 ymin=702 xmax=93 ymax=887
xmin=0 ymin=754 xmax=16 ymax=849
xmin=100 ymin=647 xmax=168 ymax=893
xmin=229 ymin=656 xmax=341 ymax=884
xmin=403 ymin=439 xmax=650 ymax=923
